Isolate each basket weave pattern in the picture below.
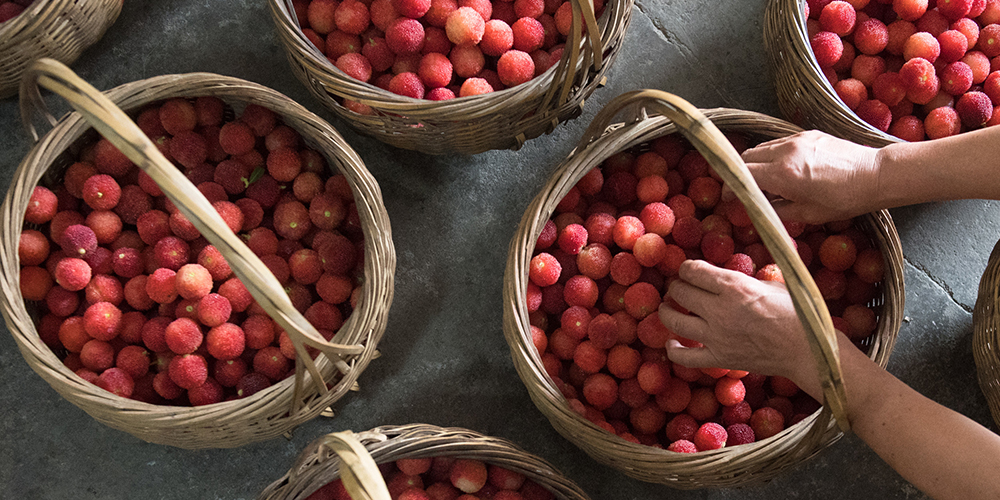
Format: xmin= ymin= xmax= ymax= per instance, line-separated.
xmin=1 ymin=68 xmax=395 ymax=449
xmin=502 ymin=100 xmax=905 ymax=488
xmin=259 ymin=423 xmax=593 ymax=500
xmin=268 ymin=0 xmax=633 ymax=155
xmin=974 ymin=240 xmax=1000 ymax=428
xmin=763 ymin=0 xmax=899 ymax=147
xmin=0 ymin=0 xmax=123 ymax=99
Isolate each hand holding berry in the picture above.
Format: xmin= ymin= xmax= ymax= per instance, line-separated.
xmin=741 ymin=130 xmax=881 ymax=224
xmin=659 ymin=259 xmax=815 ymax=388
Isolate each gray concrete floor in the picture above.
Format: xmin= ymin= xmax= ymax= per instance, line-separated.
xmin=1 ymin=1 xmax=997 ymax=499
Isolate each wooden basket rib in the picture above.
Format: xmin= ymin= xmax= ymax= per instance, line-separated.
xmin=258 ymin=424 xmax=594 ymax=500
xmin=763 ymin=0 xmax=899 ymax=147
xmin=974 ymin=239 xmax=1000 ymax=428
xmin=501 ymin=93 xmax=905 ymax=488
xmin=267 ymin=0 xmax=633 ymax=155
xmin=0 ymin=0 xmax=122 ymax=99
xmin=0 ymin=60 xmax=395 ymax=449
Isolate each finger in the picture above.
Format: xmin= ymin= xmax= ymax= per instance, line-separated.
xmin=676 ymin=259 xmax=740 ymax=295
xmin=768 ymin=198 xmax=820 ymax=225
xmin=744 ymin=161 xmax=783 ymax=195
xmin=665 ymin=279 xmax=718 ymax=321
xmin=658 ymin=302 xmax=709 ymax=341
xmin=741 ymin=135 xmax=793 ymax=161
xmin=664 ymin=339 xmax=717 ymax=369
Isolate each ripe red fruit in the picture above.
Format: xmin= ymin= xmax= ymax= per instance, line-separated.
xmin=386 ymin=18 xmax=426 ymax=54
xmin=925 ymin=106 xmax=962 ymax=139
xmin=450 ymin=459 xmax=488 ymax=493
xmin=206 ymin=322 xmax=246 ymax=360
xmin=903 ymin=32 xmax=940 ymax=62
xmin=97 ymin=368 xmax=134 ymax=398
xmin=941 ymin=61 xmax=974 ymax=95
xmin=389 ymin=72 xmax=426 ymax=98
xmin=529 ymin=252 xmax=561 ymax=286
xmin=855 ymin=99 xmax=892 ymax=131
xmin=445 ymin=6 xmax=485 ymax=45
xmin=582 ymin=373 xmax=618 ymax=410
xmin=854 ymin=18 xmax=889 ymax=55
xmin=481 ymin=19 xmax=514 ymax=56
xmin=693 ymin=422 xmax=728 ymax=451
xmin=956 ymin=91 xmax=994 ymax=128
xmin=750 ymin=406 xmax=786 ymax=439
xmin=715 ymin=377 xmax=746 ymax=406
xmin=818 ymin=234 xmax=857 ymax=272
xmin=511 ymin=16 xmax=544 ymax=52
xmin=54 ymin=257 xmax=91 ymax=291
xmin=820 ymin=1 xmax=856 ymax=35
xmin=497 ymin=49 xmax=535 ymax=86
xmin=811 ymin=31 xmax=844 ymax=67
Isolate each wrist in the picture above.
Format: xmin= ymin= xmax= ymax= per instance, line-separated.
xmin=871 ymin=141 xmax=914 ymax=211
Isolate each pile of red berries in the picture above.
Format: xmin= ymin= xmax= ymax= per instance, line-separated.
xmin=291 ymin=0 xmax=606 ymax=107
xmin=808 ymin=0 xmax=1000 ymax=140
xmin=305 ymin=457 xmax=558 ymax=500
xmin=18 ymin=96 xmax=366 ymax=407
xmin=0 ymin=0 xmax=34 ymax=23
xmin=526 ymin=132 xmax=886 ymax=452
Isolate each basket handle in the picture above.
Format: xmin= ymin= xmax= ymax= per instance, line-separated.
xmin=290 ymin=430 xmax=392 ymax=500
xmin=540 ymin=0 xmax=604 ymax=112
xmin=581 ymin=89 xmax=851 ymax=432
xmin=17 ymin=59 xmax=365 ymax=400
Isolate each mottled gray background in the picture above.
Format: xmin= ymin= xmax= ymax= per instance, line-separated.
xmin=1 ymin=1 xmax=997 ymax=499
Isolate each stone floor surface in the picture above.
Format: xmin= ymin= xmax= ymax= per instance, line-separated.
xmin=1 ymin=1 xmax=997 ymax=499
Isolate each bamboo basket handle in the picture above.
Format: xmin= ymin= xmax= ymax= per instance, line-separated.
xmin=290 ymin=430 xmax=392 ymax=500
xmin=579 ymin=89 xmax=851 ymax=432
xmin=17 ymin=59 xmax=365 ymax=400
xmin=539 ymin=0 xmax=604 ymax=112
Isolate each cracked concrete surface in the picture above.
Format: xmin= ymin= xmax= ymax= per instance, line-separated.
xmin=1 ymin=1 xmax=998 ymax=499
xmin=904 ymin=255 xmax=974 ymax=314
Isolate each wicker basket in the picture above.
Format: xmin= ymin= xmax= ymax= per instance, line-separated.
xmin=973 ymin=240 xmax=1000 ymax=428
xmin=501 ymin=90 xmax=905 ymax=488
xmin=763 ymin=0 xmax=900 ymax=147
xmin=268 ymin=0 xmax=633 ymax=155
xmin=259 ymin=423 xmax=593 ymax=500
xmin=0 ymin=0 xmax=122 ymax=99
xmin=0 ymin=59 xmax=395 ymax=449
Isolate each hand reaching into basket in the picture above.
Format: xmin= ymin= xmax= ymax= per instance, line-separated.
xmin=743 ymin=127 xmax=1000 ymax=224
xmin=741 ymin=130 xmax=881 ymax=224
xmin=657 ymin=260 xmax=815 ymax=385
xmin=659 ymin=259 xmax=1000 ymax=500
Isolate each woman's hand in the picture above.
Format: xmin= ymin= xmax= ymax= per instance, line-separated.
xmin=659 ymin=260 xmax=814 ymax=384
xmin=741 ymin=130 xmax=881 ymax=224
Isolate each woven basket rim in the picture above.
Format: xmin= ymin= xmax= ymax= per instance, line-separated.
xmin=765 ymin=0 xmax=899 ymax=147
xmin=973 ymin=239 xmax=1000 ymax=428
xmin=501 ymin=102 xmax=906 ymax=487
xmin=0 ymin=0 xmax=64 ymax=43
xmin=268 ymin=0 xmax=617 ymax=113
xmin=258 ymin=423 xmax=594 ymax=500
xmin=1 ymin=69 xmax=396 ymax=448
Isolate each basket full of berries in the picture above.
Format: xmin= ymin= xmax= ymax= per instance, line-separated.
xmin=259 ymin=423 xmax=593 ymax=500
xmin=1 ymin=59 xmax=395 ymax=449
xmin=765 ymin=0 xmax=1000 ymax=145
xmin=268 ymin=0 xmax=632 ymax=155
xmin=501 ymin=90 xmax=905 ymax=487
xmin=0 ymin=0 xmax=122 ymax=99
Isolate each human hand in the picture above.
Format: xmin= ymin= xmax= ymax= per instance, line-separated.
xmin=659 ymin=260 xmax=814 ymax=384
xmin=741 ymin=130 xmax=881 ymax=224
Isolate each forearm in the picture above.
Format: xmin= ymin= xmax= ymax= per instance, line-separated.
xmin=796 ymin=334 xmax=1000 ymax=500
xmin=876 ymin=126 xmax=1000 ymax=209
